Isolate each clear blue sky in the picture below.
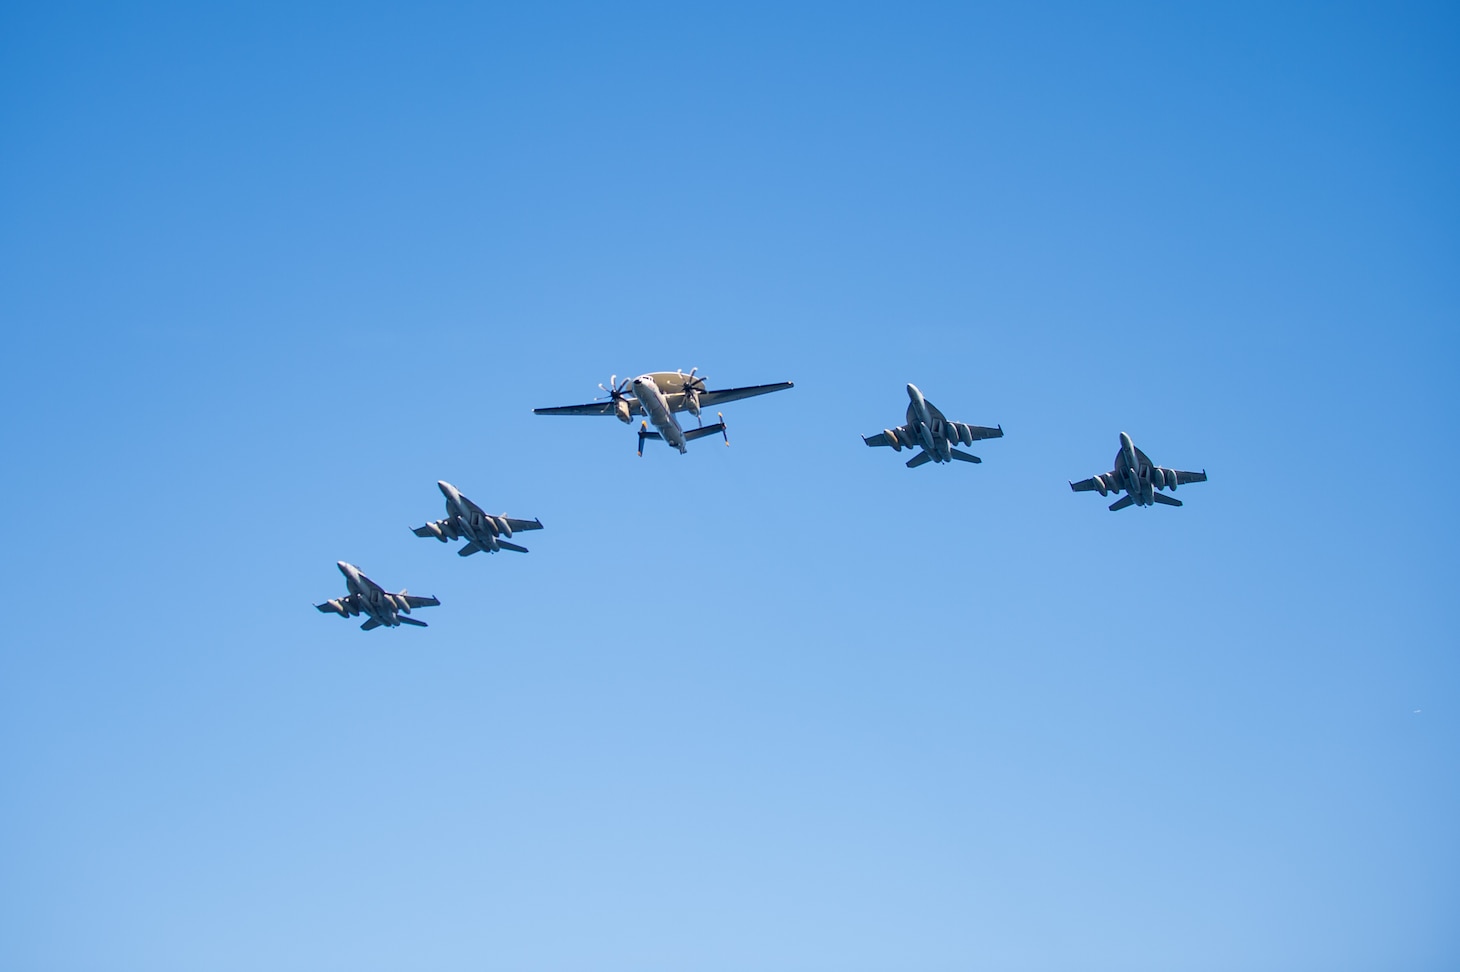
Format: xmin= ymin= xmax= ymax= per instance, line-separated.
xmin=2 ymin=4 xmax=1456 ymax=970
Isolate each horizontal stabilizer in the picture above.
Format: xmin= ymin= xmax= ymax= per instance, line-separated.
xmin=948 ymin=449 xmax=982 ymax=464
xmin=360 ymin=617 xmax=383 ymax=631
xmin=683 ymin=420 xmax=727 ymax=443
xmin=1108 ymin=494 xmax=1136 ymax=512
xmin=906 ymin=452 xmax=934 ymax=469
xmin=396 ymin=615 xmax=428 ymax=627
xmin=637 ymin=420 xmax=663 ymax=456
xmin=497 ymin=539 xmax=530 ymax=553
xmin=458 ymin=542 xmax=482 ymax=557
xmin=1151 ymin=492 xmax=1183 ymax=507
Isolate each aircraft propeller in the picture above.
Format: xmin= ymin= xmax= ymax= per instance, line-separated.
xmin=597 ymin=374 xmax=631 ymax=400
xmin=677 ymin=367 xmax=707 ymax=424
xmin=596 ymin=375 xmax=634 ymax=423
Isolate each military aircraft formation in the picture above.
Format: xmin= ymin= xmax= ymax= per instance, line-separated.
xmin=317 ymin=369 xmax=1208 ymax=629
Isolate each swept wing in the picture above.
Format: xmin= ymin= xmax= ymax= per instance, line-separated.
xmin=1070 ymin=472 xmax=1119 ymax=493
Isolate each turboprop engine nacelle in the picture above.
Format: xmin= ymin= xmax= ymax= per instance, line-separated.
xmin=614 ymin=399 xmax=632 ymax=423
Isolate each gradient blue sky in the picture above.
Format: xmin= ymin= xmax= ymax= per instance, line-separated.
xmin=2 ymin=4 xmax=1457 ymax=970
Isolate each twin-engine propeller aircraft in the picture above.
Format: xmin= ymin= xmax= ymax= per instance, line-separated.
xmin=862 ymin=383 xmax=1004 ymax=468
xmin=315 ymin=561 xmax=441 ymax=630
xmin=1070 ymin=432 xmax=1208 ymax=511
xmin=533 ymin=369 xmax=795 ymax=455
xmin=413 ymin=481 xmax=544 ymax=555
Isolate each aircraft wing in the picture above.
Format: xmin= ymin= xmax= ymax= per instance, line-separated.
xmin=315 ymin=593 xmax=362 ymax=613
xmin=1172 ymin=469 xmax=1207 ymax=485
xmin=1070 ymin=472 xmax=1118 ymax=492
xmin=502 ymin=517 xmax=544 ymax=532
xmin=399 ymin=594 xmax=440 ymax=609
xmin=694 ymin=381 xmax=794 ymax=409
xmin=862 ymin=430 xmax=899 ymax=448
xmin=533 ymin=400 xmax=631 ymax=417
xmin=961 ymin=424 xmax=1004 ymax=441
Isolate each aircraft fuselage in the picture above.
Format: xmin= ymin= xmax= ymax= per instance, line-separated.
xmin=632 ymin=376 xmax=688 ymax=453
xmin=337 ymin=560 xmax=404 ymax=626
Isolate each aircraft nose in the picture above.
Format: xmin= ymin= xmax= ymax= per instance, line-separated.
xmin=906 ymin=383 xmax=919 ymax=397
xmin=337 ymin=561 xmax=353 ymax=575
xmin=437 ymin=480 xmax=454 ymax=497
xmin=1119 ymin=431 xmax=1133 ymax=448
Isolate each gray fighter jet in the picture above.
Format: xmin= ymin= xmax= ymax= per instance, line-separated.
xmin=413 ymin=480 xmax=544 ymax=555
xmin=1070 ymin=432 xmax=1208 ymax=511
xmin=315 ymin=561 xmax=441 ymax=630
xmin=534 ymin=370 xmax=795 ymax=455
xmin=862 ymin=383 xmax=1004 ymax=468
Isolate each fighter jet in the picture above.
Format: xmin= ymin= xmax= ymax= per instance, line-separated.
xmin=1070 ymin=432 xmax=1208 ymax=511
xmin=413 ymin=480 xmax=544 ymax=555
xmin=314 ymin=561 xmax=441 ymax=630
xmin=533 ymin=369 xmax=795 ymax=455
xmin=862 ymin=383 xmax=1004 ymax=468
